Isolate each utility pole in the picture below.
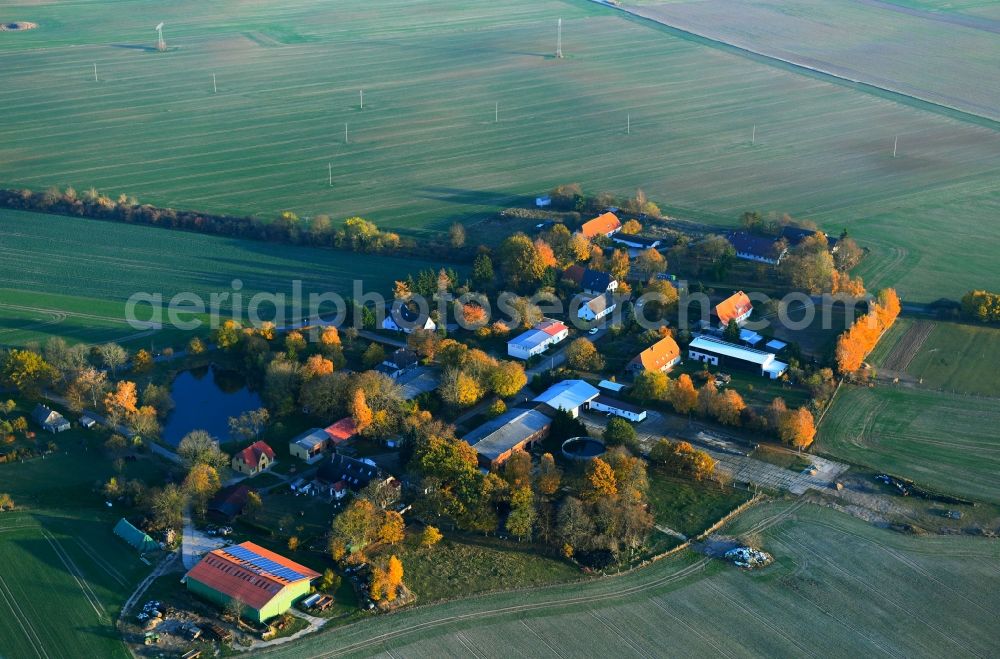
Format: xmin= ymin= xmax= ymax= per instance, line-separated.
xmin=893 ymin=135 xmax=898 ymax=158
xmin=627 ymin=113 xmax=630 ymax=135
xmin=213 ymin=73 xmax=217 ymax=94
xmin=345 ymin=123 xmax=349 ymax=144
xmin=360 ymin=89 xmax=363 ymax=110
xmin=328 ymin=162 xmax=333 ymax=186
xmin=495 ymin=102 xmax=499 ymax=123
xmin=556 ymin=18 xmax=563 ymax=58
xmin=752 ymin=124 xmax=756 ymax=145
xmin=93 ymin=63 xmax=98 ymax=82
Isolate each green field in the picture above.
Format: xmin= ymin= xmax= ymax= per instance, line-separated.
xmin=256 ymin=501 xmax=1000 ymax=658
xmin=1 ymin=0 xmax=999 ymax=302
xmin=625 ymin=0 xmax=1000 ymax=120
xmin=817 ymin=385 xmax=1000 ymax=503
xmin=0 ymin=209 xmax=444 ymax=346
xmin=0 ymin=425 xmax=172 ymax=659
xmin=904 ymin=322 xmax=1000 ymax=396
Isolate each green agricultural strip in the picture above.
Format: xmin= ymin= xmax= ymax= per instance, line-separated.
xmin=0 ymin=209 xmax=444 ymax=346
xmin=255 ymin=502 xmax=1000 ymax=658
xmin=1 ymin=0 xmax=999 ymax=300
xmin=817 ymin=385 xmax=1000 ymax=503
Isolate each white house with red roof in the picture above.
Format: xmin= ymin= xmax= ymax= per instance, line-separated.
xmin=231 ymin=440 xmax=275 ymax=476
xmin=507 ymin=319 xmax=569 ymax=359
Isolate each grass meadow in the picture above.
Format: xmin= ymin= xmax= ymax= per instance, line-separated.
xmin=257 ymin=501 xmax=1000 ymax=658
xmin=0 ymin=0 xmax=998 ymax=302
xmin=817 ymin=385 xmax=1000 ymax=503
xmin=0 ymin=209 xmax=444 ymax=346
xmin=902 ymin=321 xmax=1000 ymax=396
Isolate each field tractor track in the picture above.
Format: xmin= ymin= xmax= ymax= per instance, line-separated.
xmin=882 ymin=321 xmax=934 ymax=373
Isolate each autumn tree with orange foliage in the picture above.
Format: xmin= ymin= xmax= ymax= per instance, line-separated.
xmin=584 ymin=457 xmax=618 ymax=501
xmin=350 ymin=388 xmax=373 ymax=432
xmin=533 ymin=238 xmax=558 ymax=269
xmin=104 ymin=380 xmax=138 ymax=426
xmin=778 ymin=407 xmax=817 ymax=450
xmin=462 ymin=303 xmax=488 ymax=329
xmin=668 ymin=374 xmax=698 ymax=415
xmin=835 ymin=288 xmax=900 ymax=373
xmin=302 ymin=354 xmax=335 ymax=379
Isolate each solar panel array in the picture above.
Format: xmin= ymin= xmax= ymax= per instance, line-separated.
xmin=223 ymin=545 xmax=305 ymax=582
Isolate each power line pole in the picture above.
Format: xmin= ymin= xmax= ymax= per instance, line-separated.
xmin=495 ymin=102 xmax=499 ymax=123
xmin=213 ymin=73 xmax=217 ymax=94
xmin=93 ymin=63 xmax=98 ymax=82
xmin=328 ymin=162 xmax=333 ymax=186
xmin=345 ymin=122 xmax=349 ymax=144
xmin=893 ymin=135 xmax=898 ymax=158
xmin=360 ymin=89 xmax=364 ymax=110
xmin=752 ymin=124 xmax=756 ymax=145
xmin=627 ymin=113 xmax=630 ymax=135
xmin=556 ymin=18 xmax=563 ymax=58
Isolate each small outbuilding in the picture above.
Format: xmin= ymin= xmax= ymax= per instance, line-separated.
xmin=289 ymin=428 xmax=329 ymax=463
xmin=464 ymin=408 xmax=552 ymax=469
xmin=533 ymin=379 xmax=601 ymax=418
xmin=114 ymin=518 xmax=159 ymax=554
xmin=588 ymin=395 xmax=647 ymax=422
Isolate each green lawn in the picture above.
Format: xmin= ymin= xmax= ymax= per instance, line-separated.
xmin=646 ymin=470 xmax=752 ymax=538
xmin=817 ymin=384 xmax=1000 ymax=503
xmin=0 ymin=209 xmax=445 ymax=346
xmin=0 ymin=423 xmax=174 ymax=659
xmin=257 ymin=502 xmax=1000 ymax=658
xmin=373 ymin=532 xmax=583 ymax=604
xmin=0 ymin=0 xmax=998 ymax=302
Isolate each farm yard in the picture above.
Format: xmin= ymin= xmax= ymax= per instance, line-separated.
xmin=817 ymin=385 xmax=1000 ymax=504
xmin=258 ymin=502 xmax=1000 ymax=658
xmin=0 ymin=209 xmax=444 ymax=346
xmin=0 ymin=0 xmax=999 ymax=302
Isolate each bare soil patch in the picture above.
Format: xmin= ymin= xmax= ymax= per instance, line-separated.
xmin=0 ymin=22 xmax=38 ymax=31
xmin=882 ymin=321 xmax=933 ymax=371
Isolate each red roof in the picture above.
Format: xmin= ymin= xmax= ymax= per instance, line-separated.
xmin=325 ymin=418 xmax=358 ymax=444
xmin=537 ymin=320 xmax=568 ymax=336
xmin=715 ymin=291 xmax=753 ymax=325
xmin=236 ymin=441 xmax=275 ymax=467
xmin=563 ymin=264 xmax=586 ymax=285
xmin=185 ymin=541 xmax=320 ymax=611
xmin=580 ymin=212 xmax=621 ymax=238
xmin=630 ymin=335 xmax=681 ymax=371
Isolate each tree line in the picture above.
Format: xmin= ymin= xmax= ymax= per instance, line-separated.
xmin=835 ymin=288 xmax=901 ymax=374
xmin=0 ymin=187 xmax=471 ymax=263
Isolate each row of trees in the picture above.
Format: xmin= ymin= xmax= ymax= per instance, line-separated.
xmin=632 ymin=370 xmax=817 ymax=449
xmin=0 ymin=187 xmax=473 ymax=263
xmin=547 ymin=183 xmax=662 ymax=219
xmin=835 ymin=288 xmax=901 ymax=373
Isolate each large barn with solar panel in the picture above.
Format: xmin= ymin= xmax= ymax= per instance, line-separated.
xmin=183 ymin=541 xmax=321 ymax=623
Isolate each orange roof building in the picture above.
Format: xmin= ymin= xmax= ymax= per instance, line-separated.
xmin=714 ymin=291 xmax=753 ymax=327
xmin=628 ymin=335 xmax=681 ymax=373
xmin=184 ymin=541 xmax=320 ymax=623
xmin=325 ymin=417 xmax=358 ymax=445
xmin=579 ymin=212 xmax=622 ymax=239
xmin=231 ymin=440 xmax=275 ymax=476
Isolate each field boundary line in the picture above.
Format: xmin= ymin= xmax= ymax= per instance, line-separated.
xmin=0 ymin=572 xmax=50 ymax=659
xmin=595 ymin=1 xmax=1000 ymax=131
xmin=42 ymin=531 xmax=107 ymax=621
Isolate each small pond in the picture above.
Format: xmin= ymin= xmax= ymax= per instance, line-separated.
xmin=162 ymin=365 xmax=262 ymax=446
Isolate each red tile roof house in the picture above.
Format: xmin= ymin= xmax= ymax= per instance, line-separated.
xmin=231 ymin=440 xmax=275 ymax=476
xmin=714 ymin=291 xmax=753 ymax=327
xmin=184 ymin=541 xmax=320 ymax=623
xmin=324 ymin=417 xmax=359 ymax=446
xmin=579 ymin=212 xmax=622 ymax=239
xmin=628 ymin=335 xmax=682 ymax=373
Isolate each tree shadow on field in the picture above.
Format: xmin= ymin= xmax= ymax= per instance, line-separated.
xmin=417 ymin=186 xmax=531 ymax=208
xmin=110 ymin=44 xmax=159 ymax=52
